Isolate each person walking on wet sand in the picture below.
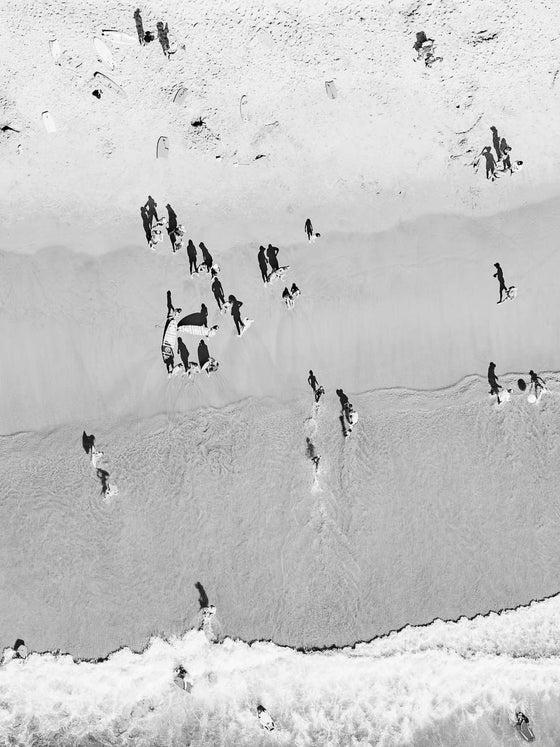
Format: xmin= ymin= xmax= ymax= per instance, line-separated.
xmin=187 ymin=240 xmax=198 ymax=276
xmin=211 ymin=271 xmax=225 ymax=310
xmin=488 ymin=361 xmax=502 ymax=402
xmin=258 ymin=245 xmax=269 ymax=283
xmin=493 ymin=262 xmax=509 ymax=303
xmin=229 ymin=295 xmax=245 ymax=336
xmin=266 ymin=243 xmax=279 ymax=273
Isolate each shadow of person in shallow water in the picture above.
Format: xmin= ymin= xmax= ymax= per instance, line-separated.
xmin=140 ymin=206 xmax=152 ymax=243
xmin=166 ymin=204 xmax=178 ymax=248
xmin=199 ymin=242 xmax=213 ymax=272
xmin=144 ymin=195 xmax=158 ymax=224
xmin=198 ymin=339 xmax=210 ymax=367
xmin=195 ymin=582 xmax=209 ymax=609
xmin=177 ymin=337 xmax=189 ymax=370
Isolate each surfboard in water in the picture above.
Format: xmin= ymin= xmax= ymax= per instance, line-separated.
xmin=240 ymin=94 xmax=249 ymax=121
xmin=156 ymin=136 xmax=169 ymax=159
xmin=93 ymin=37 xmax=114 ymax=70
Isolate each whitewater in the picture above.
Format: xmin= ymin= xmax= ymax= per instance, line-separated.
xmin=1 ymin=596 xmax=560 ymax=746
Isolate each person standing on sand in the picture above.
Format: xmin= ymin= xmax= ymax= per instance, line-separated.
xmin=258 ymin=246 xmax=269 ymax=283
xmin=266 ymin=244 xmax=280 ymax=273
xmin=228 ymin=295 xmax=245 ymax=336
xmin=187 ymin=240 xmax=198 ymax=275
xmin=211 ymin=271 xmax=225 ymax=310
xmin=488 ymin=361 xmax=502 ymax=402
xmin=305 ymin=218 xmax=314 ymax=241
xmin=493 ymin=262 xmax=508 ymax=303
xmin=134 ymin=9 xmax=145 ymax=45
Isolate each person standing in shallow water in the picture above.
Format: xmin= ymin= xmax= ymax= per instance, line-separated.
xmin=308 ymin=370 xmax=318 ymax=393
xmin=228 ymin=295 xmax=245 ymax=335
xmin=488 ymin=361 xmax=502 ymax=402
xmin=305 ymin=218 xmax=314 ymax=241
xmin=529 ymin=369 xmax=546 ymax=398
xmin=258 ymin=245 xmax=269 ymax=283
xmin=493 ymin=262 xmax=508 ymax=303
xmin=266 ymin=243 xmax=279 ymax=273
xmin=211 ymin=271 xmax=225 ymax=309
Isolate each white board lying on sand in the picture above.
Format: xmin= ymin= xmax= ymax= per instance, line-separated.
xmin=177 ymin=323 xmax=218 ymax=337
xmin=156 ymin=136 xmax=169 ymax=159
xmin=325 ymin=80 xmax=337 ymax=99
xmin=93 ymin=37 xmax=114 ymax=70
xmin=93 ymin=72 xmax=127 ymax=98
xmin=42 ymin=111 xmax=56 ymax=133
xmin=49 ymin=39 xmax=62 ymax=63
xmin=240 ymin=94 xmax=249 ymax=121
xmin=101 ymin=30 xmax=136 ymax=46
xmin=174 ymin=87 xmax=188 ymax=104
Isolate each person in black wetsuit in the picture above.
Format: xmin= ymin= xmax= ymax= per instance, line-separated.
xmin=305 ymin=218 xmax=314 ymax=241
xmin=211 ymin=272 xmax=225 ymax=309
xmin=488 ymin=361 xmax=502 ymax=402
xmin=187 ymin=240 xmax=198 ymax=275
xmin=308 ymin=370 xmax=318 ymax=393
xmin=228 ymin=295 xmax=245 ymax=336
xmin=493 ymin=262 xmax=508 ymax=303
xmin=258 ymin=245 xmax=269 ymax=283
xmin=529 ymin=369 xmax=546 ymax=398
xmin=199 ymin=242 xmax=213 ymax=272
xmin=266 ymin=244 xmax=279 ymax=273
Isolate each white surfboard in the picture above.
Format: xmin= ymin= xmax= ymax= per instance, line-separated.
xmin=94 ymin=37 xmax=114 ymax=71
xmin=156 ymin=136 xmax=169 ymax=159
xmin=49 ymin=39 xmax=62 ymax=63
xmin=41 ymin=111 xmax=56 ymax=133
xmin=93 ymin=72 xmax=127 ymax=98
xmin=177 ymin=324 xmax=218 ymax=338
xmin=174 ymin=87 xmax=188 ymax=104
xmin=101 ymin=30 xmax=136 ymax=46
xmin=239 ymin=318 xmax=254 ymax=337
xmin=325 ymin=80 xmax=337 ymax=99
xmin=240 ymin=94 xmax=249 ymax=121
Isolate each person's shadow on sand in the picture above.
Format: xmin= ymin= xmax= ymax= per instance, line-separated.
xmin=481 ymin=146 xmax=496 ymax=180
xmin=166 ymin=203 xmax=178 ymax=247
xmin=198 ymin=340 xmax=210 ymax=367
xmin=195 ymin=582 xmax=209 ymax=609
xmin=140 ymin=206 xmax=152 ymax=243
xmin=177 ymin=337 xmax=189 ymax=369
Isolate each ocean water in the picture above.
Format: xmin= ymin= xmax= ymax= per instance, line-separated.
xmin=1 ymin=593 xmax=560 ymax=746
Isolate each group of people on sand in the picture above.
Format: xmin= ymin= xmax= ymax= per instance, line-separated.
xmin=488 ymin=363 xmax=547 ymax=405
xmin=475 ymin=125 xmax=523 ymax=181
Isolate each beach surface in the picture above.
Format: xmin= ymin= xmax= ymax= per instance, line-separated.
xmin=2 ymin=0 xmax=560 ymax=667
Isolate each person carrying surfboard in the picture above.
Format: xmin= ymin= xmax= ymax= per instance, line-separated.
xmin=529 ymin=370 xmax=546 ymax=398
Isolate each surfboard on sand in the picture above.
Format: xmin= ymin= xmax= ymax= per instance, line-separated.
xmin=93 ymin=72 xmax=127 ymax=98
xmin=101 ymin=30 xmax=136 ymax=46
xmin=325 ymin=80 xmax=337 ymax=99
xmin=93 ymin=37 xmax=114 ymax=70
xmin=174 ymin=87 xmax=188 ymax=104
xmin=42 ymin=111 xmax=56 ymax=133
xmin=240 ymin=94 xmax=249 ymax=121
xmin=49 ymin=39 xmax=62 ymax=63
xmin=157 ymin=136 xmax=169 ymax=159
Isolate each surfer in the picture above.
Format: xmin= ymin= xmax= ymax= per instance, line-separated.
xmin=305 ymin=218 xmax=314 ymax=241
xmin=290 ymin=283 xmax=301 ymax=298
xmin=282 ymin=287 xmax=293 ymax=308
xmin=187 ymin=240 xmax=198 ymax=275
xmin=14 ymin=639 xmax=28 ymax=660
xmin=308 ymin=370 xmax=318 ymax=393
xmin=211 ymin=271 xmax=225 ymax=310
xmin=315 ymin=385 xmax=325 ymax=404
xmin=228 ymin=295 xmax=245 ymax=336
xmin=493 ymin=262 xmax=509 ymax=303
xmin=257 ymin=705 xmax=275 ymax=732
xmin=529 ymin=369 xmax=546 ymax=398
xmin=257 ymin=246 xmax=268 ymax=283
xmin=488 ymin=361 xmax=502 ymax=402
